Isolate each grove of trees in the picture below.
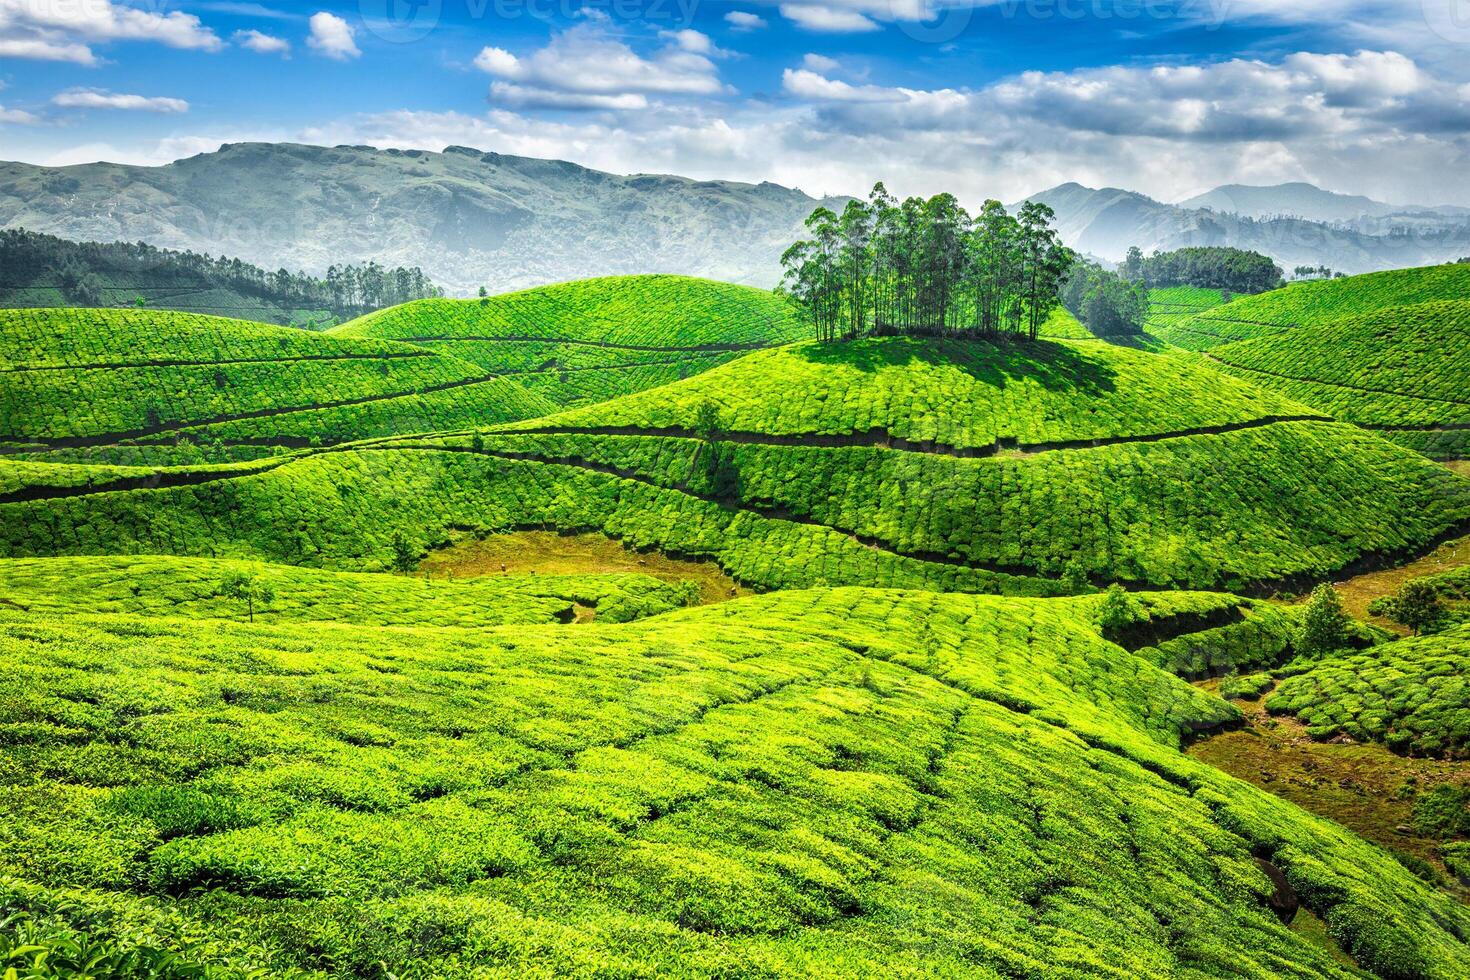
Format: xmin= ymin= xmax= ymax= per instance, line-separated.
xmin=1127 ymin=246 xmax=1284 ymax=294
xmin=0 ymin=228 xmax=443 ymax=319
xmin=1061 ymin=261 xmax=1150 ymax=335
xmin=779 ymin=184 xmax=1074 ymax=342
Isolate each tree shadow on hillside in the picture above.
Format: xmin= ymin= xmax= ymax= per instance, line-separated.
xmin=793 ymin=335 xmax=1118 ymax=395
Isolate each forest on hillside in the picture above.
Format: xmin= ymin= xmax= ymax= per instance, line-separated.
xmin=0 ymin=228 xmax=443 ymax=326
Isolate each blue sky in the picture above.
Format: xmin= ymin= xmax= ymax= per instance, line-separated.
xmin=3 ymin=1 xmax=1470 ymax=206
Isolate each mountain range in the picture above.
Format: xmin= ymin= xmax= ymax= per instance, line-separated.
xmin=0 ymin=143 xmax=845 ymax=296
xmin=3 ymin=142 xmax=1468 ymax=292
xmin=1025 ymin=182 xmax=1470 ymax=273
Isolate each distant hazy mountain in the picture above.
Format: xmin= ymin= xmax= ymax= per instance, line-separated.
xmin=1024 ymin=182 xmax=1470 ymax=274
xmin=1177 ymin=182 xmax=1470 ymax=224
xmin=0 ymin=143 xmax=846 ymax=296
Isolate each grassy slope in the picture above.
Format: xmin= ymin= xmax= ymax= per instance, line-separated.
xmin=1205 ymin=301 xmax=1470 ymax=458
xmin=5 ymin=335 xmax=1468 ymax=594
xmin=333 ymin=275 xmax=806 ymax=408
xmin=503 ymin=335 xmax=1317 ymax=448
xmin=3 ymin=587 xmax=1468 ymax=978
xmin=0 ymin=555 xmax=697 ymax=627
xmin=1267 ymin=625 xmax=1470 ymax=758
xmin=1155 ymin=264 xmax=1470 ymax=350
xmin=0 ymin=307 xmax=554 ymax=454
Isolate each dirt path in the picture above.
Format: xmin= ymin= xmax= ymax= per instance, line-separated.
xmin=1331 ymin=531 xmax=1470 ymax=632
xmin=417 ymin=530 xmax=746 ymax=606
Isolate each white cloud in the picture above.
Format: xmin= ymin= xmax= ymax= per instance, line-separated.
xmin=782 ymin=69 xmax=903 ymax=103
xmin=0 ymin=36 xmax=96 ymax=64
xmin=0 ymin=0 xmax=222 ymax=64
xmin=53 ymin=89 xmax=190 ymax=113
xmin=724 ymin=11 xmax=768 ymax=31
xmin=234 ymin=29 xmax=290 ymax=56
xmin=307 ymin=11 xmax=359 ymax=60
xmin=802 ymin=53 xmax=841 ymax=73
xmin=0 ymin=103 xmax=38 ymax=124
xmin=779 ymin=5 xmax=880 ymax=32
xmin=473 ymin=23 xmax=728 ymax=111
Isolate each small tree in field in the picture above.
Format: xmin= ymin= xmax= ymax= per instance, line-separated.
xmin=1381 ymin=580 xmax=1444 ymax=636
xmin=1298 ymin=584 xmax=1349 ymax=654
xmin=390 ymin=531 xmax=419 ymax=573
xmin=219 ymin=571 xmax=275 ymax=623
xmin=1097 ymin=584 xmax=1140 ymax=632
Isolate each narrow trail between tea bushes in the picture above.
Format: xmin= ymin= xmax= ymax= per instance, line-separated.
xmin=0 ymin=351 xmax=439 ymax=373
xmin=1204 ymin=357 xmax=1470 ymax=409
xmin=397 ymin=334 xmax=779 ymax=353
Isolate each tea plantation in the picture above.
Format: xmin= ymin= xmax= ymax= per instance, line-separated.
xmin=5 ymin=271 xmax=1470 ymax=978
xmin=333 ymin=275 xmax=806 ymax=407
xmin=1206 ymin=300 xmax=1470 ymax=458
xmin=1267 ymin=625 xmax=1470 ymax=758
xmin=1154 ymin=263 xmax=1470 ymax=351
xmin=0 ymin=308 xmax=554 ymax=460
xmin=4 ymin=588 xmax=1470 ymax=978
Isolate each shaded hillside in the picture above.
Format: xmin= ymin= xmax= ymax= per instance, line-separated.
xmin=335 ymin=275 xmax=805 ymax=408
xmin=0 ymin=143 xmax=848 ymax=295
xmin=4 ymin=585 xmax=1470 ymax=977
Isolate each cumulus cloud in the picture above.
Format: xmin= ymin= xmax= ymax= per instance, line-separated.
xmin=474 ymin=24 xmax=728 ymax=111
xmin=0 ymin=0 xmax=221 ymax=63
xmin=724 ymin=11 xmax=768 ymax=31
xmin=801 ymin=53 xmax=841 ymax=73
xmin=52 ymin=89 xmax=190 ymax=113
xmin=307 ymin=11 xmax=359 ymax=60
xmin=235 ymin=29 xmax=290 ymax=56
xmin=782 ymin=69 xmax=903 ymax=103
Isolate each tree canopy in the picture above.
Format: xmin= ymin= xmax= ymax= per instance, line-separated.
xmin=780 ymin=184 xmax=1074 ymax=342
xmin=1061 ymin=261 xmax=1149 ymax=335
xmin=1133 ymin=246 xmax=1284 ymax=294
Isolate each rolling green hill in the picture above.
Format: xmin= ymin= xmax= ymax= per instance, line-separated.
xmin=1154 ymin=263 xmax=1470 ymax=350
xmin=0 ymin=554 xmax=696 ymax=627
xmin=0 ymin=307 xmax=554 ymax=460
xmin=5 ymin=335 xmax=1466 ymax=595
xmin=1267 ymin=624 xmax=1470 ymax=758
xmin=333 ymin=275 xmax=806 ymax=408
xmin=1204 ymin=301 xmax=1470 ymax=458
xmin=4 ymin=586 xmax=1469 ymax=977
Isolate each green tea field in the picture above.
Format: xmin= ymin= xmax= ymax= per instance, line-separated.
xmin=3 ymin=267 xmax=1470 ymax=979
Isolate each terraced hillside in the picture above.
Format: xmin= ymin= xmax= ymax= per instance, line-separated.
xmin=1267 ymin=624 xmax=1470 ymax=758
xmin=6 ymin=335 xmax=1466 ymax=595
xmin=1145 ymin=285 xmax=1227 ymax=334
xmin=0 ymin=555 xmax=697 ymax=626
xmin=333 ymin=275 xmax=805 ymax=408
xmin=0 ymin=307 xmax=554 ymax=460
xmin=1153 ymin=263 xmax=1470 ymax=350
xmin=1205 ymin=301 xmax=1470 ymax=458
xmin=5 ymin=586 xmax=1470 ymax=978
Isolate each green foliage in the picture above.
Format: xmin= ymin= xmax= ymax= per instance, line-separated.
xmin=2 ymin=588 xmax=1468 ymax=976
xmin=1062 ymin=261 xmax=1150 ymax=335
xmin=0 ymin=307 xmax=554 ymax=454
xmin=1137 ymin=246 xmax=1284 ymax=294
xmin=1206 ymin=300 xmax=1470 ymax=458
xmin=1411 ymin=783 xmax=1470 ymax=838
xmin=1097 ymin=584 xmax=1141 ymax=631
xmin=1220 ymin=673 xmax=1275 ymax=700
xmin=217 ymin=570 xmax=275 ymax=623
xmin=0 ymin=227 xmax=440 ymax=327
xmin=332 ymin=274 xmax=802 ymax=409
xmin=1267 ymin=624 xmax=1470 ymax=757
xmin=0 ymin=555 xmax=696 ymax=627
xmin=1156 ymin=261 xmax=1470 ymax=350
xmin=1379 ymin=580 xmax=1448 ymax=636
xmin=1299 ymin=584 xmax=1350 ymax=655
xmin=389 ymin=532 xmax=419 ymax=574
xmin=781 ymin=185 xmax=1073 ymax=341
